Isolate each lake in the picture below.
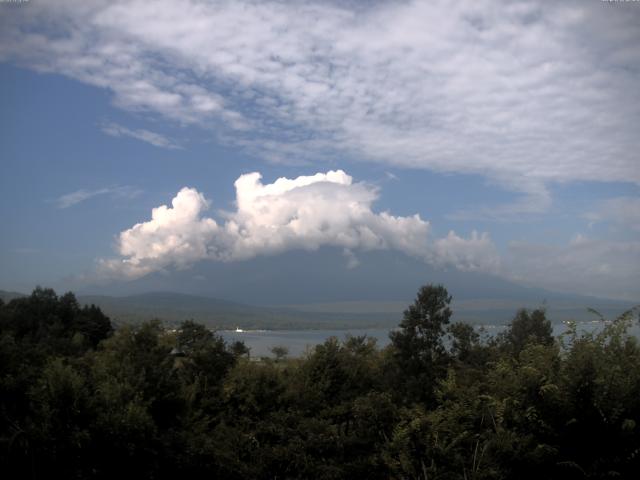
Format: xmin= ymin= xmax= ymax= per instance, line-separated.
xmin=220 ymin=328 xmax=393 ymax=357
xmin=219 ymin=320 xmax=640 ymax=358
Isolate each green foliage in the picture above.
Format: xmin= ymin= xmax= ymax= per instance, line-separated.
xmin=499 ymin=307 xmax=554 ymax=355
xmin=270 ymin=345 xmax=289 ymax=361
xmin=389 ymin=284 xmax=453 ymax=404
xmin=1 ymin=286 xmax=639 ymax=479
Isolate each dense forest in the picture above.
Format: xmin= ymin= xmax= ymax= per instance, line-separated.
xmin=1 ymin=285 xmax=639 ymax=479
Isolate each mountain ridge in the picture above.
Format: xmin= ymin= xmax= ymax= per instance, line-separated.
xmin=2 ymin=287 xmax=636 ymax=330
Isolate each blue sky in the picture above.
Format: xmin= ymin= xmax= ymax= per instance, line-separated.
xmin=0 ymin=0 xmax=639 ymax=301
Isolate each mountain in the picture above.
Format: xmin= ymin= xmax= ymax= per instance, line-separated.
xmin=63 ymin=248 xmax=637 ymax=327
xmin=3 ymin=248 xmax=637 ymax=329
xmin=78 ymin=248 xmax=639 ymax=306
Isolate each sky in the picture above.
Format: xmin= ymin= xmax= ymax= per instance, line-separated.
xmin=0 ymin=0 xmax=639 ymax=303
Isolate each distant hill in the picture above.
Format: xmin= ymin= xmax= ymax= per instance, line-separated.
xmin=0 ymin=290 xmax=26 ymax=303
xmin=75 ymin=292 xmax=396 ymax=330
xmin=2 ymin=288 xmax=636 ymax=330
xmin=2 ymin=289 xmax=395 ymax=329
xmin=280 ymin=297 xmax=638 ymax=326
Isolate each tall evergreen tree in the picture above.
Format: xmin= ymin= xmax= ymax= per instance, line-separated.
xmin=389 ymin=284 xmax=452 ymax=404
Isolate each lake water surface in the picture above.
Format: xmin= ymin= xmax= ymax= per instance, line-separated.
xmin=220 ymin=321 xmax=640 ymax=358
xmin=220 ymin=328 xmax=393 ymax=357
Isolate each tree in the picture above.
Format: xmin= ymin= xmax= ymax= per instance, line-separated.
xmin=229 ymin=340 xmax=250 ymax=359
xmin=388 ymin=284 xmax=452 ymax=404
xmin=448 ymin=321 xmax=480 ymax=362
xmin=73 ymin=304 xmax=112 ymax=348
xmin=270 ymin=345 xmax=289 ymax=361
xmin=501 ymin=308 xmax=553 ymax=355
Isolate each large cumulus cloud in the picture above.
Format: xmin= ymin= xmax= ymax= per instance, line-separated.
xmin=100 ymin=170 xmax=499 ymax=278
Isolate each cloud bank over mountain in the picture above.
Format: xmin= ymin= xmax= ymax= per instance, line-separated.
xmin=100 ymin=170 xmax=499 ymax=279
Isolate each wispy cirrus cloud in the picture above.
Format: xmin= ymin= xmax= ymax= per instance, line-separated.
xmin=447 ymin=178 xmax=553 ymax=221
xmin=101 ymin=121 xmax=182 ymax=150
xmin=2 ymin=0 xmax=639 ymax=217
xmin=55 ymin=185 xmax=142 ymax=209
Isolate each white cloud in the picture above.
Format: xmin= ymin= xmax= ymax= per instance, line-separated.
xmin=101 ymin=187 xmax=219 ymax=278
xmin=99 ymin=170 xmax=499 ymax=279
xmin=431 ymin=231 xmax=500 ymax=272
xmin=447 ymin=178 xmax=553 ymax=221
xmin=55 ymin=185 xmax=141 ymax=208
xmin=101 ymin=121 xmax=181 ymax=149
xmin=584 ymin=197 xmax=640 ymax=232
xmin=57 ymin=189 xmax=112 ymax=209
xmin=3 ymin=0 xmax=639 ymax=216
xmin=343 ymin=248 xmax=360 ymax=269
xmin=506 ymin=235 xmax=640 ymax=301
